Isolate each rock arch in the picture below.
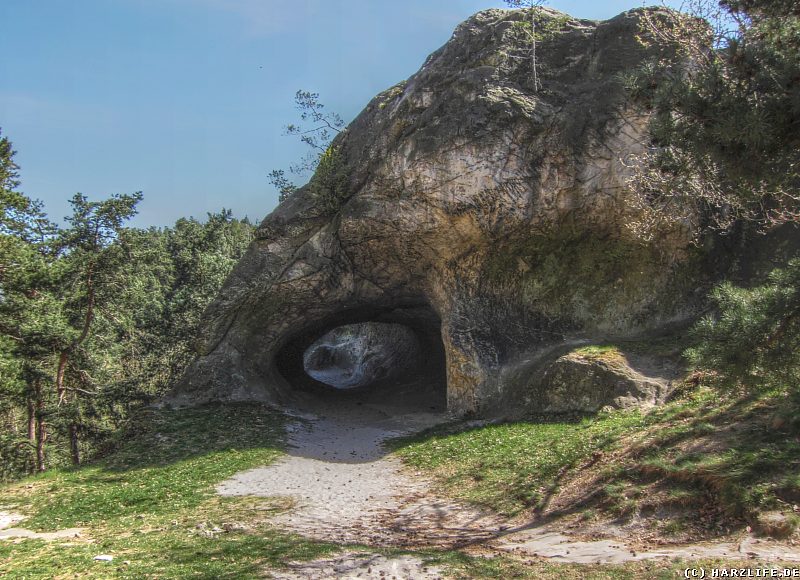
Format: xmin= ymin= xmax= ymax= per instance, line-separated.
xmin=167 ymin=8 xmax=712 ymax=415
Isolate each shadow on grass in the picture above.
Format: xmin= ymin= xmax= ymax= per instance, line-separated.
xmin=387 ymin=408 xmax=644 ymax=520
xmin=0 ymin=400 xmax=345 ymax=579
xmin=388 ymin=387 xmax=800 ymax=542
xmin=627 ymin=391 xmax=800 ymax=518
xmin=0 ymin=403 xmax=288 ymax=531
xmin=99 ymin=402 xmax=287 ymax=472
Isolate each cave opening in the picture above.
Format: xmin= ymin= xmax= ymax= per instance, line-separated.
xmin=274 ymin=305 xmax=447 ymax=414
xmin=303 ymin=322 xmax=421 ymax=390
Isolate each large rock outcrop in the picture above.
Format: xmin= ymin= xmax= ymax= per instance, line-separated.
xmin=168 ymin=7 xmax=712 ymax=415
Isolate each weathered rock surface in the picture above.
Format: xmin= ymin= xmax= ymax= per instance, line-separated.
xmin=527 ymin=348 xmax=674 ymax=413
xmin=303 ymin=322 xmax=420 ymax=389
xmin=756 ymin=511 xmax=798 ymax=539
xmin=169 ymin=7 xmax=712 ymax=415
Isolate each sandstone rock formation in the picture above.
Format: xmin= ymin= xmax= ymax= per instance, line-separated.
xmin=303 ymin=322 xmax=420 ymax=390
xmin=526 ymin=347 xmax=675 ymax=413
xmin=168 ymin=7 xmax=714 ymax=415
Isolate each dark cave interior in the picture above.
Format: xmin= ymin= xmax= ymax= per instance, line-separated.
xmin=274 ymin=304 xmax=447 ymax=413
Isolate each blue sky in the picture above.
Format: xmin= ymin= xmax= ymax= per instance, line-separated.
xmin=0 ymin=0 xmax=675 ymax=227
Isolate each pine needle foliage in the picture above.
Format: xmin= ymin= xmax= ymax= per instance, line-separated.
xmin=625 ymin=0 xmax=800 ymax=234
xmin=685 ymin=259 xmax=800 ymax=396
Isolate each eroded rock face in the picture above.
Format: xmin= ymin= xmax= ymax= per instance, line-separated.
xmin=303 ymin=322 xmax=420 ymax=389
xmin=527 ymin=349 xmax=674 ymax=413
xmin=168 ymin=8 xmax=712 ymax=414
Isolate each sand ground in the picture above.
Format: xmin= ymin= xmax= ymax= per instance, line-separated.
xmin=215 ymin=391 xmax=800 ymax=578
xmin=4 ymin=384 xmax=798 ymax=578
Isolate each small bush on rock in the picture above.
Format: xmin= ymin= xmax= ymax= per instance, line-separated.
xmin=309 ymin=145 xmax=350 ymax=213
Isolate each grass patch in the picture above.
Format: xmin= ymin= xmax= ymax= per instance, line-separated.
xmin=573 ymin=345 xmax=620 ymax=357
xmin=573 ymin=345 xmax=626 ymax=363
xmin=391 ymin=385 xmax=800 ymax=532
xmin=430 ymin=551 xmax=800 ymax=579
xmin=0 ymin=404 xmax=336 ymax=578
xmin=629 ymin=388 xmax=800 ymax=521
xmin=389 ymin=410 xmax=647 ymax=516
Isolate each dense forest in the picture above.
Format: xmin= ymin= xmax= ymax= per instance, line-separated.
xmin=0 ymin=134 xmax=255 ymax=478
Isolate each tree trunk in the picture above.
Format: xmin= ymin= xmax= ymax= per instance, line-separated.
xmin=36 ymin=418 xmax=46 ymax=472
xmin=55 ymin=351 xmax=69 ymax=405
xmin=34 ymin=382 xmax=46 ymax=472
xmin=58 ymin=270 xmax=94 ymax=466
xmin=27 ymin=397 xmax=35 ymax=441
xmin=57 ymin=269 xmax=95 ymax=406
xmin=69 ymin=423 xmax=80 ymax=466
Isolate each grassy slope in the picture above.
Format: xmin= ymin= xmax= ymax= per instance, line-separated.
xmin=0 ymin=404 xmax=336 ymax=579
xmin=3 ymin=389 xmax=798 ymax=578
xmin=392 ymin=382 xmax=800 ymax=538
xmin=391 ymin=407 xmax=646 ymax=517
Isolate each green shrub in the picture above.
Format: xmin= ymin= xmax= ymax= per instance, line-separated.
xmin=309 ymin=145 xmax=350 ymax=213
xmin=685 ymin=258 xmax=800 ymax=396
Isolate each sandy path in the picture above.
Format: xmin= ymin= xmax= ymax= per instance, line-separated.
xmin=217 ymin=399 xmax=502 ymax=547
xmin=492 ymin=527 xmax=800 ymax=564
xmin=217 ymin=398 xmax=800 ymax=577
xmin=270 ymin=552 xmax=445 ymax=580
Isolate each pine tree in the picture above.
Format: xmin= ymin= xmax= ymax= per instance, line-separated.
xmin=625 ymin=0 xmax=800 ymax=233
xmin=626 ymin=2 xmax=800 ymax=397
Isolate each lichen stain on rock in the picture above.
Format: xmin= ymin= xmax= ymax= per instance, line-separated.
xmin=168 ymin=7 xmax=719 ymax=416
xmin=533 ymin=349 xmax=673 ymax=413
